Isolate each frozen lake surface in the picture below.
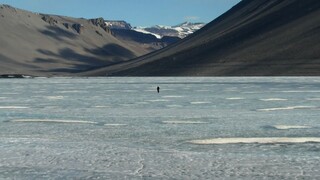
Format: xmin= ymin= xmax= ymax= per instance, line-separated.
xmin=0 ymin=77 xmax=320 ymax=179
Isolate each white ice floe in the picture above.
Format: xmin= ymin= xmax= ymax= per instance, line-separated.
xmin=0 ymin=97 xmax=7 ymax=99
xmin=188 ymin=137 xmax=320 ymax=145
xmin=260 ymin=98 xmax=287 ymax=101
xmin=226 ymin=97 xmax=245 ymax=100
xmin=272 ymin=125 xmax=312 ymax=130
xmin=0 ymin=106 xmax=29 ymax=109
xmin=162 ymin=121 xmax=208 ymax=124
xmin=257 ymin=106 xmax=316 ymax=111
xmin=45 ymin=96 xmax=64 ymax=100
xmin=190 ymin=101 xmax=211 ymax=104
xmin=10 ymin=119 xmax=97 ymax=124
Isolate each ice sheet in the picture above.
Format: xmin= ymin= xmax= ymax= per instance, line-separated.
xmin=0 ymin=77 xmax=320 ymax=179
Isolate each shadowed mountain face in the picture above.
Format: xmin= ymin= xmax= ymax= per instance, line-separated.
xmin=0 ymin=5 xmax=152 ymax=76
xmin=87 ymin=0 xmax=320 ymax=76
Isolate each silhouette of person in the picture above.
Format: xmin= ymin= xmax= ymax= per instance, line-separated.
xmin=157 ymin=86 xmax=160 ymax=93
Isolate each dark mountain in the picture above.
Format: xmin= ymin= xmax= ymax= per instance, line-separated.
xmin=86 ymin=0 xmax=320 ymax=76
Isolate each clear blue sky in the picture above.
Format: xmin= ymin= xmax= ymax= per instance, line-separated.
xmin=0 ymin=0 xmax=240 ymax=27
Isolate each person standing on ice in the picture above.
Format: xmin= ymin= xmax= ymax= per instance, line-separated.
xmin=157 ymin=86 xmax=160 ymax=93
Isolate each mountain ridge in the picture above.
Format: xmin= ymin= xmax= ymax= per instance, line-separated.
xmin=0 ymin=5 xmax=181 ymax=76
xmin=85 ymin=0 xmax=320 ymax=76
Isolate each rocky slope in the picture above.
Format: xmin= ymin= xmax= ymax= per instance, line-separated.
xmin=87 ymin=0 xmax=320 ymax=76
xmin=0 ymin=5 xmax=151 ymax=76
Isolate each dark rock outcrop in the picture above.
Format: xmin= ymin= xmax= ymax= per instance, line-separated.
xmin=90 ymin=17 xmax=105 ymax=26
xmin=63 ymin=23 xmax=70 ymax=29
xmin=95 ymin=30 xmax=103 ymax=36
xmin=72 ymin=23 xmax=84 ymax=34
xmin=41 ymin=15 xmax=58 ymax=25
xmin=89 ymin=17 xmax=110 ymax=33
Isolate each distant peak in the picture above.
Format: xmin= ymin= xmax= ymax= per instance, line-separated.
xmin=105 ymin=20 xmax=132 ymax=30
xmin=133 ymin=21 xmax=206 ymax=39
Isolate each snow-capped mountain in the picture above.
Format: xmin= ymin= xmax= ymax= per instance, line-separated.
xmin=133 ymin=22 xmax=206 ymax=39
xmin=105 ymin=21 xmax=206 ymax=39
xmin=104 ymin=20 xmax=182 ymax=52
xmin=105 ymin=20 xmax=132 ymax=30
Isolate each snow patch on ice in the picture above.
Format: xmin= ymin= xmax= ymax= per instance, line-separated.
xmin=271 ymin=125 xmax=312 ymax=130
xmin=257 ymin=106 xmax=316 ymax=111
xmin=0 ymin=106 xmax=29 ymax=109
xmin=189 ymin=137 xmax=320 ymax=145
xmin=94 ymin=106 xmax=110 ymax=108
xmin=45 ymin=96 xmax=64 ymax=100
xmin=190 ymin=101 xmax=211 ymax=105
xmin=260 ymin=98 xmax=287 ymax=101
xmin=147 ymin=99 xmax=170 ymax=102
xmin=226 ymin=97 xmax=245 ymax=100
xmin=10 ymin=119 xmax=97 ymax=124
